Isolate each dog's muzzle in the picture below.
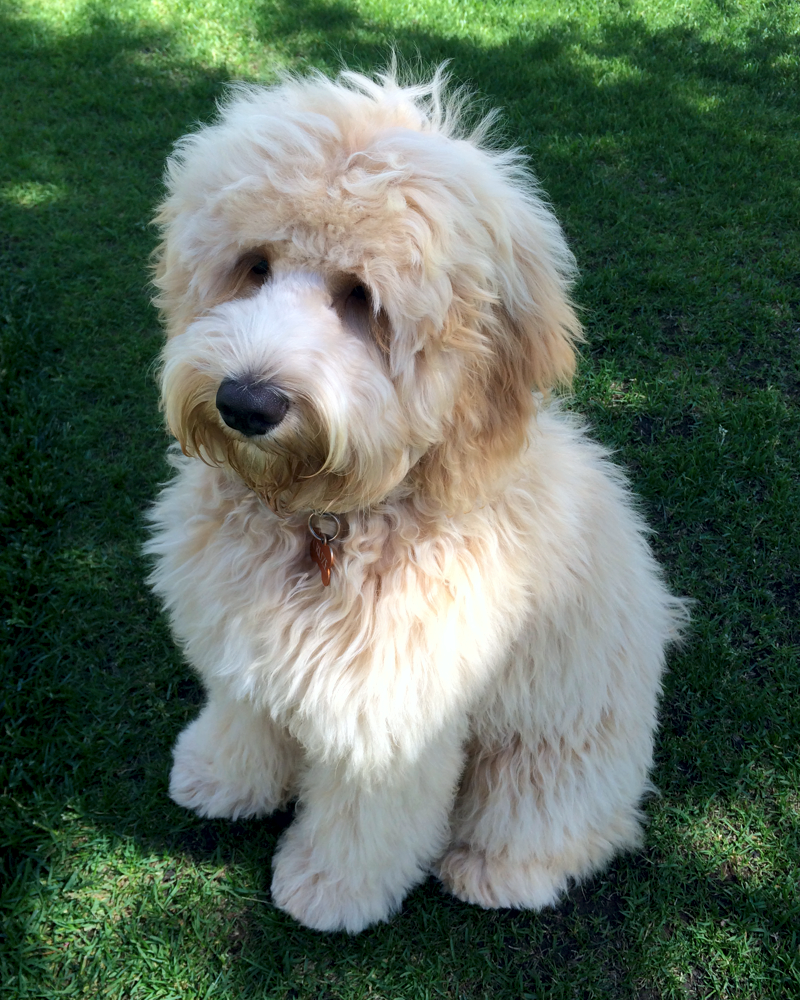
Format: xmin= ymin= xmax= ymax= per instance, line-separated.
xmin=216 ymin=377 xmax=289 ymax=436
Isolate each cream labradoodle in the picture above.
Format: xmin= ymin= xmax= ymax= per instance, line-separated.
xmin=146 ymin=67 xmax=685 ymax=933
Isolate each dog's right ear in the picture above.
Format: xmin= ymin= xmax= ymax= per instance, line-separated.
xmin=151 ymin=136 xmax=235 ymax=340
xmin=151 ymin=199 xmax=210 ymax=339
xmin=151 ymin=228 xmax=186 ymax=338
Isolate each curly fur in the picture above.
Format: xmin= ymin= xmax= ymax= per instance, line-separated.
xmin=146 ymin=66 xmax=686 ymax=933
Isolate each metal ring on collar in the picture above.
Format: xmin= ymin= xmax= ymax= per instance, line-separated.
xmin=307 ymin=511 xmax=341 ymax=543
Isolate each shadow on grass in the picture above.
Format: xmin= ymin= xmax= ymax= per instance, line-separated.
xmin=1 ymin=0 xmax=798 ymax=995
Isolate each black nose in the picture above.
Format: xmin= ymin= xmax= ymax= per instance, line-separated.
xmin=215 ymin=378 xmax=289 ymax=436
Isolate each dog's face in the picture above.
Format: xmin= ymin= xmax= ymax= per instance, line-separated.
xmin=154 ymin=71 xmax=581 ymax=513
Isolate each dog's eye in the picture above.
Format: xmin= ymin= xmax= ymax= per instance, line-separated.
xmin=349 ymin=284 xmax=368 ymax=303
xmin=251 ymin=258 xmax=270 ymax=277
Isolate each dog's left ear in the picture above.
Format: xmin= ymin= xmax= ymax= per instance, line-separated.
xmin=414 ymin=166 xmax=583 ymax=509
xmin=460 ymin=173 xmax=582 ymax=473
xmin=489 ymin=178 xmax=582 ymax=397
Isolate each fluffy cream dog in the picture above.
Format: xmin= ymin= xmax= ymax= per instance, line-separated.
xmin=146 ymin=67 xmax=685 ymax=933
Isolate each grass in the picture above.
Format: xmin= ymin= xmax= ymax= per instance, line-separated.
xmin=1 ymin=0 xmax=798 ymax=996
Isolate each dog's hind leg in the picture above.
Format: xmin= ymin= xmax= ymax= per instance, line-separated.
xmin=437 ymin=721 xmax=650 ymax=910
xmin=169 ymin=694 xmax=300 ymax=820
xmin=270 ymin=727 xmax=464 ymax=933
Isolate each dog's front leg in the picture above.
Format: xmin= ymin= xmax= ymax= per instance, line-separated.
xmin=270 ymin=728 xmax=464 ymax=933
xmin=169 ymin=693 xmax=300 ymax=820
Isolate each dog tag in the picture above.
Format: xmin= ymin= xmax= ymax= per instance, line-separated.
xmin=310 ymin=536 xmax=334 ymax=586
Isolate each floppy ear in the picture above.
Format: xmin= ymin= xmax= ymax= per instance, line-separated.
xmin=493 ymin=174 xmax=583 ymax=394
xmin=411 ymin=175 xmax=582 ymax=511
xmin=151 ymin=203 xmax=219 ymax=340
xmin=151 ymin=232 xmax=190 ymax=339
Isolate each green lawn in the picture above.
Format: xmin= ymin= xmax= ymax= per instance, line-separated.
xmin=1 ymin=0 xmax=799 ymax=997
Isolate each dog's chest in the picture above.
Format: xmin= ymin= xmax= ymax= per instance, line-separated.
xmin=165 ymin=484 xmax=395 ymax=640
xmin=150 ymin=460 xmax=540 ymax=719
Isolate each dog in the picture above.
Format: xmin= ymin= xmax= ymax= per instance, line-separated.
xmin=146 ymin=66 xmax=685 ymax=933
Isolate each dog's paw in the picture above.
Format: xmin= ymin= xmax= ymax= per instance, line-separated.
xmin=436 ymin=845 xmax=565 ymax=910
xmin=169 ymin=745 xmax=268 ymax=820
xmin=169 ymin=725 xmax=285 ymax=821
xmin=270 ymin=831 xmax=401 ymax=933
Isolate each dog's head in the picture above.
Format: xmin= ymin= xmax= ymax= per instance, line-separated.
xmin=153 ymin=68 xmax=581 ymax=514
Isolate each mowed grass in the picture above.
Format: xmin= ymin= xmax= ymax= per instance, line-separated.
xmin=1 ymin=0 xmax=799 ymax=996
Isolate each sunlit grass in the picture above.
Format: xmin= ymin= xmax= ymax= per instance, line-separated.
xmin=0 ymin=181 xmax=68 ymax=208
